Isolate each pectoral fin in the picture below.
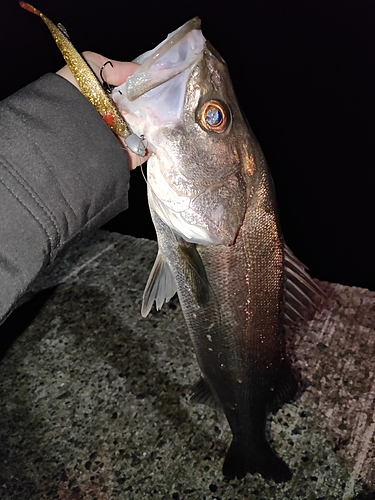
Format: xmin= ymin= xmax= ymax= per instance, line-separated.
xmin=141 ymin=251 xmax=177 ymax=317
xmin=177 ymin=243 xmax=210 ymax=307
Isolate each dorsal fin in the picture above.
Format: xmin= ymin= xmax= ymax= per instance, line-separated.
xmin=284 ymin=244 xmax=326 ymax=324
xmin=141 ymin=251 xmax=177 ymax=317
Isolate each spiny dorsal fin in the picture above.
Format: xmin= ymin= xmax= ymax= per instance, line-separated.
xmin=190 ymin=376 xmax=222 ymax=411
xmin=141 ymin=251 xmax=177 ymax=317
xmin=284 ymin=244 xmax=326 ymax=324
xmin=177 ymin=243 xmax=210 ymax=307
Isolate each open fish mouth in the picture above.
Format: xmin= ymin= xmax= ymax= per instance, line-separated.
xmin=113 ymin=17 xmax=204 ymax=104
xmin=112 ymin=19 xmax=206 ymax=142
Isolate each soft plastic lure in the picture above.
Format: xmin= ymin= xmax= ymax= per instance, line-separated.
xmin=19 ymin=2 xmax=146 ymax=156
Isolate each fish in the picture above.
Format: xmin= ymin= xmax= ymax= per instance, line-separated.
xmin=111 ymin=19 xmax=324 ymax=483
xmin=19 ymin=2 xmax=145 ymax=156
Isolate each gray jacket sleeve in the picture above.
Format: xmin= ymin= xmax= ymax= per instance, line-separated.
xmin=0 ymin=73 xmax=131 ymax=323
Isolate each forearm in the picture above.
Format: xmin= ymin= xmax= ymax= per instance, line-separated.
xmin=0 ymin=73 xmax=130 ymax=323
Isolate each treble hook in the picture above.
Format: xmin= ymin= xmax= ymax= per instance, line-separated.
xmin=100 ymin=60 xmax=115 ymax=94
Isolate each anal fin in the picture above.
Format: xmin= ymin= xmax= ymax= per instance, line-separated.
xmin=190 ymin=376 xmax=222 ymax=411
xmin=269 ymin=363 xmax=298 ymax=410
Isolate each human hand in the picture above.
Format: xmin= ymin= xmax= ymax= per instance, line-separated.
xmin=57 ymin=51 xmax=148 ymax=170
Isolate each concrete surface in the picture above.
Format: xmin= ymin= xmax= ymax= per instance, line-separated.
xmin=0 ymin=231 xmax=374 ymax=499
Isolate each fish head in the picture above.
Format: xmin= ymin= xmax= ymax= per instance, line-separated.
xmin=112 ymin=19 xmax=258 ymax=246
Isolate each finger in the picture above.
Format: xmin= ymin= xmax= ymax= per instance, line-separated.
xmin=57 ymin=53 xmax=148 ymax=169
xmin=57 ymin=54 xmax=138 ymax=89
xmin=81 ymin=51 xmax=139 ymax=86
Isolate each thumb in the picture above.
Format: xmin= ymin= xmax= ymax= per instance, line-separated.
xmin=82 ymin=52 xmax=139 ymax=86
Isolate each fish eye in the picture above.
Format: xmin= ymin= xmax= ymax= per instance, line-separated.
xmin=197 ymin=99 xmax=230 ymax=133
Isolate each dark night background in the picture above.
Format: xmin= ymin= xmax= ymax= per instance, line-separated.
xmin=1 ymin=0 xmax=375 ymax=291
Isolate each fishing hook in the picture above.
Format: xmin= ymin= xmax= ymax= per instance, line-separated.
xmin=100 ymin=60 xmax=115 ymax=94
xmin=100 ymin=61 xmax=146 ymax=156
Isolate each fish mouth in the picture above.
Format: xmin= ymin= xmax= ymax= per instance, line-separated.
xmin=124 ymin=18 xmax=204 ymax=102
xmin=111 ymin=17 xmax=206 ymax=136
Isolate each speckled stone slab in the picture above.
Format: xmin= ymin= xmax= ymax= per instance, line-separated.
xmin=0 ymin=231 xmax=374 ymax=500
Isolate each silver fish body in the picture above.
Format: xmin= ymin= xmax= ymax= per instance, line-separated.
xmin=150 ymin=178 xmax=292 ymax=482
xmin=113 ymin=20 xmax=322 ymax=482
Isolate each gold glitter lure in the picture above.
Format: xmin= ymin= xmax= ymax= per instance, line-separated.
xmin=19 ymin=2 xmax=145 ymax=156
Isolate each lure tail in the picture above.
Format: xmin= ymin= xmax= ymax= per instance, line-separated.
xmin=19 ymin=2 xmax=38 ymax=14
xmin=19 ymin=2 xmax=76 ymax=55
